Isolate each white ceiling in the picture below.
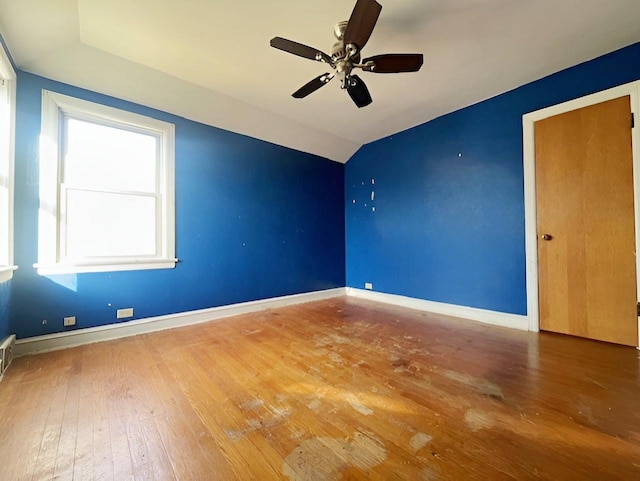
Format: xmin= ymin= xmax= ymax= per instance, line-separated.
xmin=1 ymin=0 xmax=640 ymax=162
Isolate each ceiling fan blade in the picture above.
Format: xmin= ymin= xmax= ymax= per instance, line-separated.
xmin=292 ymin=73 xmax=334 ymax=99
xmin=347 ymin=75 xmax=372 ymax=108
xmin=362 ymin=54 xmax=424 ymax=73
xmin=343 ymin=0 xmax=382 ymax=52
xmin=270 ymin=37 xmax=333 ymax=64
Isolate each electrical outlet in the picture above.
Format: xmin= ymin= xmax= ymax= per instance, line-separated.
xmin=365 ymin=282 xmax=373 ymax=290
xmin=117 ymin=308 xmax=134 ymax=319
xmin=63 ymin=316 xmax=76 ymax=327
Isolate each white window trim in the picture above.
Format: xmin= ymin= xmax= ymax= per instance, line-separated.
xmin=0 ymin=43 xmax=16 ymax=283
xmin=36 ymin=90 xmax=176 ymax=275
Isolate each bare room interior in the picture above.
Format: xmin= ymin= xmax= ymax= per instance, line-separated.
xmin=0 ymin=1 xmax=639 ymax=480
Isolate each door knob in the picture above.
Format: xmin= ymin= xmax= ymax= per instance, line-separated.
xmin=541 ymin=234 xmax=553 ymax=241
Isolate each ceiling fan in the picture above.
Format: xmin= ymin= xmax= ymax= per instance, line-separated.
xmin=270 ymin=0 xmax=423 ymax=108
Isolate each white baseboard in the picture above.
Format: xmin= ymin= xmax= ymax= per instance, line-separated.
xmin=14 ymin=287 xmax=347 ymax=357
xmin=346 ymin=288 xmax=529 ymax=331
xmin=14 ymin=286 xmax=529 ymax=358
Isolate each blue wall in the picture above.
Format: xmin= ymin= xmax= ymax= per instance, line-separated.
xmin=346 ymin=42 xmax=640 ymax=315
xmin=5 ymin=41 xmax=640 ymax=339
xmin=9 ymin=72 xmax=345 ymax=339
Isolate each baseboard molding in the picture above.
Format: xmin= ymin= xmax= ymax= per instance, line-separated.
xmin=346 ymin=288 xmax=529 ymax=331
xmin=15 ymin=287 xmax=347 ymax=357
xmin=14 ymin=286 xmax=529 ymax=357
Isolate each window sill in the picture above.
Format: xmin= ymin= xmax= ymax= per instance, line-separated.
xmin=34 ymin=259 xmax=177 ymax=275
xmin=0 ymin=265 xmax=18 ymax=283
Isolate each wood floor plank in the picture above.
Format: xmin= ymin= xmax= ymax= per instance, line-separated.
xmin=142 ymin=332 xmax=239 ymax=481
xmin=0 ymin=360 xmax=48 ymax=481
xmin=51 ymin=350 xmax=82 ymax=480
xmin=1 ymin=296 xmax=639 ymax=480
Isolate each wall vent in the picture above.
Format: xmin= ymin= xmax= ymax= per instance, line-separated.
xmin=0 ymin=334 xmax=16 ymax=378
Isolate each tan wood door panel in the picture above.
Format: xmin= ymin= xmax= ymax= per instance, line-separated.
xmin=535 ymin=95 xmax=638 ymax=346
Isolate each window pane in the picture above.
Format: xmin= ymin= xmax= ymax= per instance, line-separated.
xmin=0 ymin=74 xmax=10 ymax=267
xmin=64 ymin=118 xmax=157 ymax=193
xmin=65 ymin=189 xmax=157 ymax=258
xmin=0 ymin=184 xmax=7 ymax=265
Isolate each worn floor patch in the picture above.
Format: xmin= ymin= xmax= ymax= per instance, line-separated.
xmin=464 ymin=409 xmax=494 ymax=431
xmin=328 ymin=352 xmax=345 ymax=364
xmin=226 ymin=406 xmax=292 ymax=440
xmin=410 ymin=432 xmax=433 ymax=453
xmin=442 ymin=369 xmax=504 ymax=400
xmin=307 ymin=398 xmax=321 ymax=411
xmin=314 ymin=334 xmax=351 ymax=347
xmin=421 ymin=467 xmax=439 ymax=480
xmin=344 ymin=393 xmax=374 ymax=416
xmin=242 ymin=328 xmax=262 ymax=335
xmin=240 ymin=398 xmax=264 ymax=410
xmin=283 ymin=432 xmax=387 ymax=481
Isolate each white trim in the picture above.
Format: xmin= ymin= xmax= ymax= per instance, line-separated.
xmin=0 ymin=265 xmax=18 ymax=283
xmin=34 ymin=259 xmax=177 ymax=275
xmin=38 ymin=90 xmax=176 ymax=274
xmin=13 ymin=287 xmax=347 ymax=357
xmin=522 ymin=80 xmax=640 ymax=347
xmin=0 ymin=41 xmax=16 ymax=283
xmin=346 ymin=288 xmax=529 ymax=331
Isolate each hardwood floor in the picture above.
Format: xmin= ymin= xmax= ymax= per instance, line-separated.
xmin=1 ymin=296 xmax=639 ymax=480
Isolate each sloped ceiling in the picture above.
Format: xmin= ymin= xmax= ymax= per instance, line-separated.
xmin=1 ymin=0 xmax=640 ymax=162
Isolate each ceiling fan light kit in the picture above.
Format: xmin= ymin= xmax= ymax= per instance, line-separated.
xmin=270 ymin=0 xmax=423 ymax=108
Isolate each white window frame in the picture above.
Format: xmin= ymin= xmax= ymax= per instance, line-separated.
xmin=37 ymin=90 xmax=176 ymax=275
xmin=0 ymin=43 xmax=16 ymax=283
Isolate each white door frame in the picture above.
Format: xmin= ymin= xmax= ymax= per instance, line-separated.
xmin=522 ymin=80 xmax=640 ymax=348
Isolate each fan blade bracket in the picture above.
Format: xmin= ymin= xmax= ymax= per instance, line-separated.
xmin=292 ymin=72 xmax=335 ymax=99
xmin=345 ymin=43 xmax=359 ymax=59
xmin=316 ymin=53 xmax=337 ymax=68
xmin=360 ymin=60 xmax=376 ymax=71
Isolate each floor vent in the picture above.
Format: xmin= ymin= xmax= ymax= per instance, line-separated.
xmin=0 ymin=334 xmax=16 ymax=378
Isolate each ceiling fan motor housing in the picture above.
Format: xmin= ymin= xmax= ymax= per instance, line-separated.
xmin=334 ymin=20 xmax=348 ymax=40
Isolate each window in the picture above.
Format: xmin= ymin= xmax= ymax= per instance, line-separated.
xmin=37 ymin=90 xmax=176 ymax=274
xmin=0 ymin=43 xmax=16 ymax=283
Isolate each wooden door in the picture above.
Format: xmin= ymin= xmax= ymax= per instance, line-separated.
xmin=535 ymin=96 xmax=638 ymax=346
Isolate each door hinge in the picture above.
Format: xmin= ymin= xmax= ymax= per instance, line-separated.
xmin=633 ymin=112 xmax=636 ymax=129
xmin=637 ymin=301 xmax=639 ymax=317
